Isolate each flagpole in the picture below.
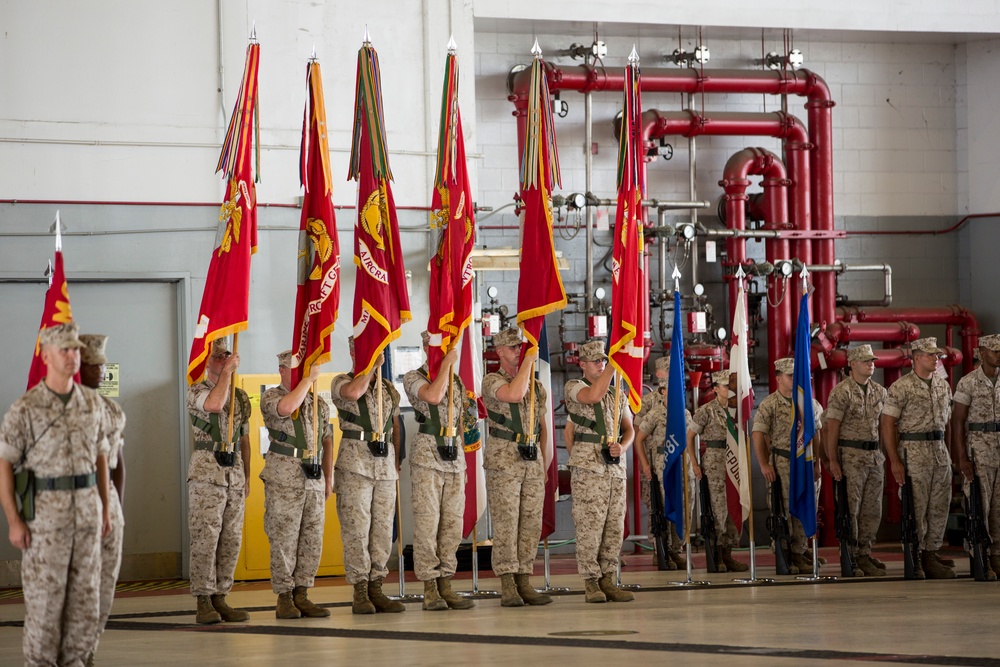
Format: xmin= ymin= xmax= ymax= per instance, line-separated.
xmin=731 ymin=266 xmax=773 ymax=584
xmin=311 ymin=382 xmax=319 ymax=461
xmin=225 ymin=333 xmax=239 ymax=457
xmin=667 ymin=270 xmax=708 ymax=587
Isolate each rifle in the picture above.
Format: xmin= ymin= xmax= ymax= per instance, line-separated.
xmin=649 ymin=474 xmax=670 ymax=571
xmin=899 ymin=450 xmax=920 ymax=580
xmin=699 ymin=474 xmax=722 ymax=573
xmin=834 ymin=474 xmax=859 ymax=576
xmin=964 ymin=451 xmax=993 ymax=582
xmin=766 ymin=450 xmax=793 ymax=575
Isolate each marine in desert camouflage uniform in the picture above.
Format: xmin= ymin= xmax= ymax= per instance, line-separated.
xmin=752 ymin=357 xmax=824 ymax=575
xmin=261 ymin=350 xmax=334 ymax=618
xmin=332 ymin=338 xmax=404 ymax=615
xmin=403 ymin=331 xmax=475 ymax=611
xmin=78 ymin=334 xmax=128 ymax=661
xmin=882 ymin=337 xmax=954 ymax=580
xmin=687 ymin=370 xmax=749 ymax=573
xmin=564 ymin=340 xmax=635 ymax=603
xmin=482 ymin=327 xmax=551 ymax=608
xmin=952 ymin=334 xmax=1000 ymax=580
xmin=186 ymin=336 xmax=251 ymax=624
xmin=0 ymin=323 xmax=112 ymax=667
xmin=634 ymin=356 xmax=693 ymax=569
xmin=824 ymin=344 xmax=888 ymax=577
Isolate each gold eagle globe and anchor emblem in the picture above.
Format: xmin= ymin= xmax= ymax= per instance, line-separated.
xmin=298 ymin=217 xmax=334 ymax=282
xmin=217 ymin=178 xmax=251 ymax=257
xmin=360 ymin=189 xmax=388 ymax=251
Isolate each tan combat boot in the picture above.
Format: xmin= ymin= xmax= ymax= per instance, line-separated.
xmin=922 ymin=550 xmax=956 ymax=579
xmin=352 ymin=581 xmax=376 ymax=615
xmin=856 ymin=554 xmax=885 ymax=577
xmin=514 ymin=573 xmax=553 ymax=605
xmin=598 ymin=573 xmax=635 ymax=602
xmin=275 ymin=591 xmax=302 ymax=619
xmin=989 ymin=555 xmax=1000 ymax=580
xmin=421 ymin=579 xmax=448 ymax=611
xmin=804 ymin=548 xmax=828 ymax=566
xmin=195 ymin=595 xmax=222 ymax=624
xmin=668 ymin=550 xmax=687 ymax=569
xmin=211 ymin=593 xmax=250 ymax=622
xmin=790 ymin=551 xmax=812 ymax=573
xmin=869 ymin=554 xmax=888 ymax=571
xmin=583 ymin=578 xmax=606 ymax=603
xmin=499 ymin=573 xmax=524 ymax=607
xmin=437 ymin=576 xmax=475 ymax=610
xmin=368 ymin=577 xmax=406 ymax=613
xmin=935 ymin=552 xmax=956 ymax=567
xmin=293 ymin=586 xmax=331 ymax=617
xmin=721 ymin=548 xmax=749 ymax=572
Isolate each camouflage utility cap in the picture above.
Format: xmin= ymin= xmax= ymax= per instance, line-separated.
xmin=774 ymin=357 xmax=794 ymax=375
xmin=39 ymin=322 xmax=86 ymax=349
xmin=979 ymin=334 xmax=1000 ymax=352
xmin=655 ymin=356 xmax=670 ymax=373
xmin=579 ymin=340 xmax=608 ymax=362
xmin=211 ymin=337 xmax=231 ymax=356
xmin=712 ymin=370 xmax=731 ymax=386
xmin=847 ymin=344 xmax=877 ymax=363
xmin=910 ymin=337 xmax=944 ymax=355
xmin=420 ymin=330 xmax=431 ymax=346
xmin=492 ymin=327 xmax=521 ymax=348
xmin=79 ymin=334 xmax=108 ymax=365
xmin=277 ymin=350 xmax=294 ymax=368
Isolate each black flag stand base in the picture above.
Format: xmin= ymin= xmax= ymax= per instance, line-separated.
xmin=669 ymin=542 xmax=711 ymax=587
xmin=542 ymin=538 xmax=571 ymax=593
xmin=732 ymin=542 xmax=774 ymax=584
xmin=795 ymin=537 xmax=836 ymax=582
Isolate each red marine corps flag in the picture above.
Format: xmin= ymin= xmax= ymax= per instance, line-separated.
xmin=427 ymin=38 xmax=475 ymax=379
xmin=608 ymin=47 xmax=646 ymax=414
xmin=290 ymin=56 xmax=340 ymax=386
xmin=516 ymin=40 xmax=566 ymax=352
xmin=26 ymin=212 xmax=77 ymax=390
xmin=348 ymin=33 xmax=411 ymax=376
xmin=429 ymin=39 xmax=486 ymax=537
xmin=187 ymin=38 xmax=260 ymax=384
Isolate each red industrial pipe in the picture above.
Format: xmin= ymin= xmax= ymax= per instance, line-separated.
xmin=837 ymin=306 xmax=981 ymax=375
xmin=817 ymin=321 xmax=921 ymax=351
xmin=634 ymin=109 xmax=811 ymax=378
xmin=720 ymin=147 xmax=790 ymax=392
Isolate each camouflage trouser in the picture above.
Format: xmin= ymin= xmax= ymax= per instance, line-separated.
xmin=840 ymin=450 xmax=884 ymax=557
xmin=766 ymin=454 xmax=808 ymax=554
xmin=485 ymin=465 xmax=544 ymax=576
xmin=702 ymin=449 xmax=740 ymax=549
xmin=964 ymin=463 xmax=1000 ymax=556
xmin=334 ymin=470 xmax=395 ymax=585
xmin=642 ymin=457 xmax=690 ymax=552
xmin=901 ymin=444 xmax=951 ymax=552
xmin=23 ymin=488 xmax=102 ymax=667
xmin=570 ymin=468 xmax=626 ymax=580
xmin=264 ymin=482 xmax=326 ymax=593
xmin=410 ymin=464 xmax=464 ymax=581
xmin=188 ymin=480 xmax=245 ymax=596
xmin=97 ymin=490 xmax=125 ymax=637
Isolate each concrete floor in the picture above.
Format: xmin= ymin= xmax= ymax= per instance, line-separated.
xmin=2 ymin=549 xmax=999 ymax=666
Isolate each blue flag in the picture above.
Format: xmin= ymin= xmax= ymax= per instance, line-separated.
xmin=789 ymin=292 xmax=817 ymax=538
xmin=663 ymin=290 xmax=688 ymax=541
